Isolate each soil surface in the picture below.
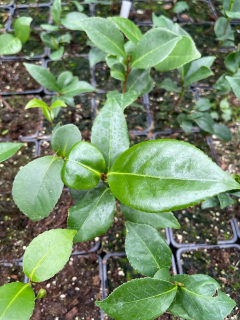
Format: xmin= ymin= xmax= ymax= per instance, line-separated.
xmin=181 ymin=247 xmax=240 ymax=319
xmin=31 ymin=255 xmax=102 ymax=320
xmin=94 ymin=62 xmax=122 ymax=92
xmin=134 ymin=1 xmax=173 ymax=22
xmin=0 ymin=60 xmax=42 ymax=94
xmin=0 ymin=95 xmax=43 ymax=139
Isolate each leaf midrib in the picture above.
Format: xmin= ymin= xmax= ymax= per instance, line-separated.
xmin=181 ymin=287 xmax=234 ymax=304
xmin=67 ymin=159 xmax=101 ymax=176
xmin=0 ymin=283 xmax=30 ymax=319
xmin=107 ymin=172 xmax=220 ymax=182
xmin=29 ymin=233 xmax=71 ymax=280
xmin=132 ymin=35 xmax=181 ymax=67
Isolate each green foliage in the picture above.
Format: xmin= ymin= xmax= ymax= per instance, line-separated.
xmin=125 ymin=222 xmax=172 ymax=276
xmin=0 ymin=142 xmax=24 ymax=163
xmin=23 ymin=229 xmax=76 ymax=282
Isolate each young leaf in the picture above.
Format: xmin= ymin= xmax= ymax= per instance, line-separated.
xmin=214 ymin=17 xmax=234 ymax=41
xmin=68 ymin=185 xmax=115 ymax=241
xmin=25 ymin=98 xmax=48 ymax=110
xmin=225 ymin=11 xmax=240 ymax=19
xmin=225 ymin=50 xmax=240 ymax=73
xmin=79 ymin=18 xmax=126 ymax=58
xmin=213 ymin=123 xmax=232 ymax=142
xmin=107 ymin=91 xmax=138 ymax=110
xmin=24 ymin=63 xmax=60 ymax=92
xmin=61 ymin=141 xmax=106 ymax=189
xmin=226 ymin=76 xmax=240 ymax=100
xmin=184 ymin=66 xmax=213 ymax=88
xmin=57 ymin=71 xmax=74 ymax=88
xmin=50 ymin=100 xmax=67 ymax=109
xmin=51 ymin=124 xmax=82 ymax=158
xmin=40 ymin=32 xmax=58 ymax=50
xmin=0 ymin=283 xmax=35 ymax=320
xmin=0 ymin=34 xmax=22 ymax=55
xmin=50 ymin=46 xmax=64 ymax=60
xmin=173 ymin=1 xmax=189 ymax=13
xmin=194 ymin=98 xmax=211 ymax=111
xmin=96 ymin=278 xmax=177 ymax=320
xmin=12 ymin=156 xmax=64 ymax=221
xmin=217 ymin=192 xmax=235 ymax=209
xmin=36 ymin=288 xmax=47 ymax=299
xmin=110 ymin=63 xmax=126 ymax=81
xmin=0 ymin=142 xmax=24 ymax=163
xmin=125 ymin=68 xmax=153 ymax=96
xmin=169 ymin=274 xmax=236 ymax=320
xmin=23 ymin=229 xmax=76 ymax=282
xmin=107 ymin=140 xmax=240 ymax=213
xmin=131 ymin=28 xmax=181 ymax=69
xmin=201 ymin=196 xmax=220 ymax=209
xmin=91 ymin=99 xmax=129 ymax=171
xmin=14 ymin=17 xmax=32 ymax=43
xmin=191 ymin=113 xmax=214 ymax=134
xmin=154 ymin=269 xmax=171 ymax=281
xmin=89 ymin=47 xmax=107 ymax=67
xmin=125 ymin=222 xmax=172 ymax=277
xmin=155 ymin=35 xmax=200 ymax=72
xmin=120 ymin=203 xmax=180 ymax=229
xmin=158 ymin=78 xmax=179 ymax=92
xmin=41 ymin=24 xmax=59 ymax=31
xmin=72 ymin=1 xmax=84 ymax=12
xmin=61 ymin=12 xmax=88 ymax=30
xmin=60 ymin=81 xmax=96 ymax=96
xmin=152 ymin=14 xmax=174 ymax=29
xmin=51 ymin=0 xmax=62 ymax=26
xmin=108 ymin=17 xmax=142 ymax=45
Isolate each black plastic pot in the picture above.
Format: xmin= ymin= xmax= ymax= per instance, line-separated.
xmin=0 ymin=6 xmax=12 ymax=30
xmin=176 ymin=243 xmax=240 ymax=273
xmin=9 ymin=4 xmax=51 ymax=31
xmin=0 ymin=58 xmax=44 ymax=95
xmin=233 ymin=217 xmax=240 ymax=239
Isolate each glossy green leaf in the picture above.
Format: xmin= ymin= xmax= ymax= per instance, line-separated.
xmin=79 ymin=18 xmax=126 ymax=58
xmin=0 ymin=282 xmax=35 ymax=320
xmin=217 ymin=192 xmax=235 ymax=209
xmin=89 ymin=47 xmax=107 ymax=67
xmin=158 ymin=78 xmax=179 ymax=92
xmin=0 ymin=142 xmax=24 ymax=163
xmin=69 ymin=188 xmax=88 ymax=203
xmin=50 ymin=100 xmax=67 ymax=109
xmin=225 ymin=10 xmax=240 ymax=19
xmin=52 ymin=95 xmax=74 ymax=107
xmin=91 ymin=99 xmax=129 ymax=171
xmin=131 ymin=28 xmax=181 ymax=69
xmin=173 ymin=1 xmax=189 ymax=13
xmin=107 ymin=140 xmax=240 ymax=213
xmin=61 ymin=12 xmax=88 ymax=30
xmin=126 ymin=222 xmax=172 ymax=276
xmin=184 ymin=67 xmax=213 ymax=88
xmin=110 ymin=63 xmax=125 ymax=81
xmin=60 ymin=80 xmax=96 ymax=96
xmin=61 ymin=141 xmax=105 ymax=189
xmin=154 ymin=269 xmax=171 ymax=281
xmin=213 ymin=73 xmax=231 ymax=94
xmin=213 ymin=123 xmax=232 ymax=142
xmin=14 ymin=17 xmax=32 ymax=43
xmin=192 ymin=113 xmax=214 ymax=134
xmin=214 ymin=17 xmax=234 ymax=41
xmin=68 ymin=185 xmax=115 ymax=241
xmin=41 ymin=24 xmax=59 ymax=31
xmin=107 ymin=91 xmax=138 ymax=110
xmin=12 ymin=156 xmax=64 ymax=221
xmin=225 ymin=50 xmax=240 ymax=73
xmin=108 ymin=17 xmax=142 ymax=45
xmin=194 ymin=98 xmax=211 ymax=111
xmin=25 ymin=98 xmax=48 ymax=110
xmin=57 ymin=71 xmax=74 ymax=88
xmin=0 ymin=34 xmax=22 ymax=55
xmin=201 ymin=196 xmax=220 ymax=209
xmin=125 ymin=68 xmax=153 ymax=96
xmin=50 ymin=46 xmax=64 ymax=60
xmin=51 ymin=0 xmax=62 ymax=25
xmin=152 ymin=14 xmax=174 ymax=29
xmin=24 ymin=63 xmax=60 ymax=92
xmin=51 ymin=124 xmax=82 ymax=158
xmin=226 ymin=76 xmax=240 ymax=100
xmin=96 ymin=278 xmax=177 ymax=320
xmin=40 ymin=32 xmax=58 ymax=50
xmin=169 ymin=274 xmax=236 ymax=320
xmin=105 ymin=54 xmax=119 ymax=68
xmin=23 ymin=229 xmax=76 ymax=282
xmin=182 ymin=120 xmax=193 ymax=134
xmin=155 ymin=35 xmax=200 ymax=72
xmin=120 ymin=203 xmax=180 ymax=228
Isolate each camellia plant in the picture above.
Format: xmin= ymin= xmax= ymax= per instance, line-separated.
xmin=0 ymin=10 xmax=239 ymax=320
